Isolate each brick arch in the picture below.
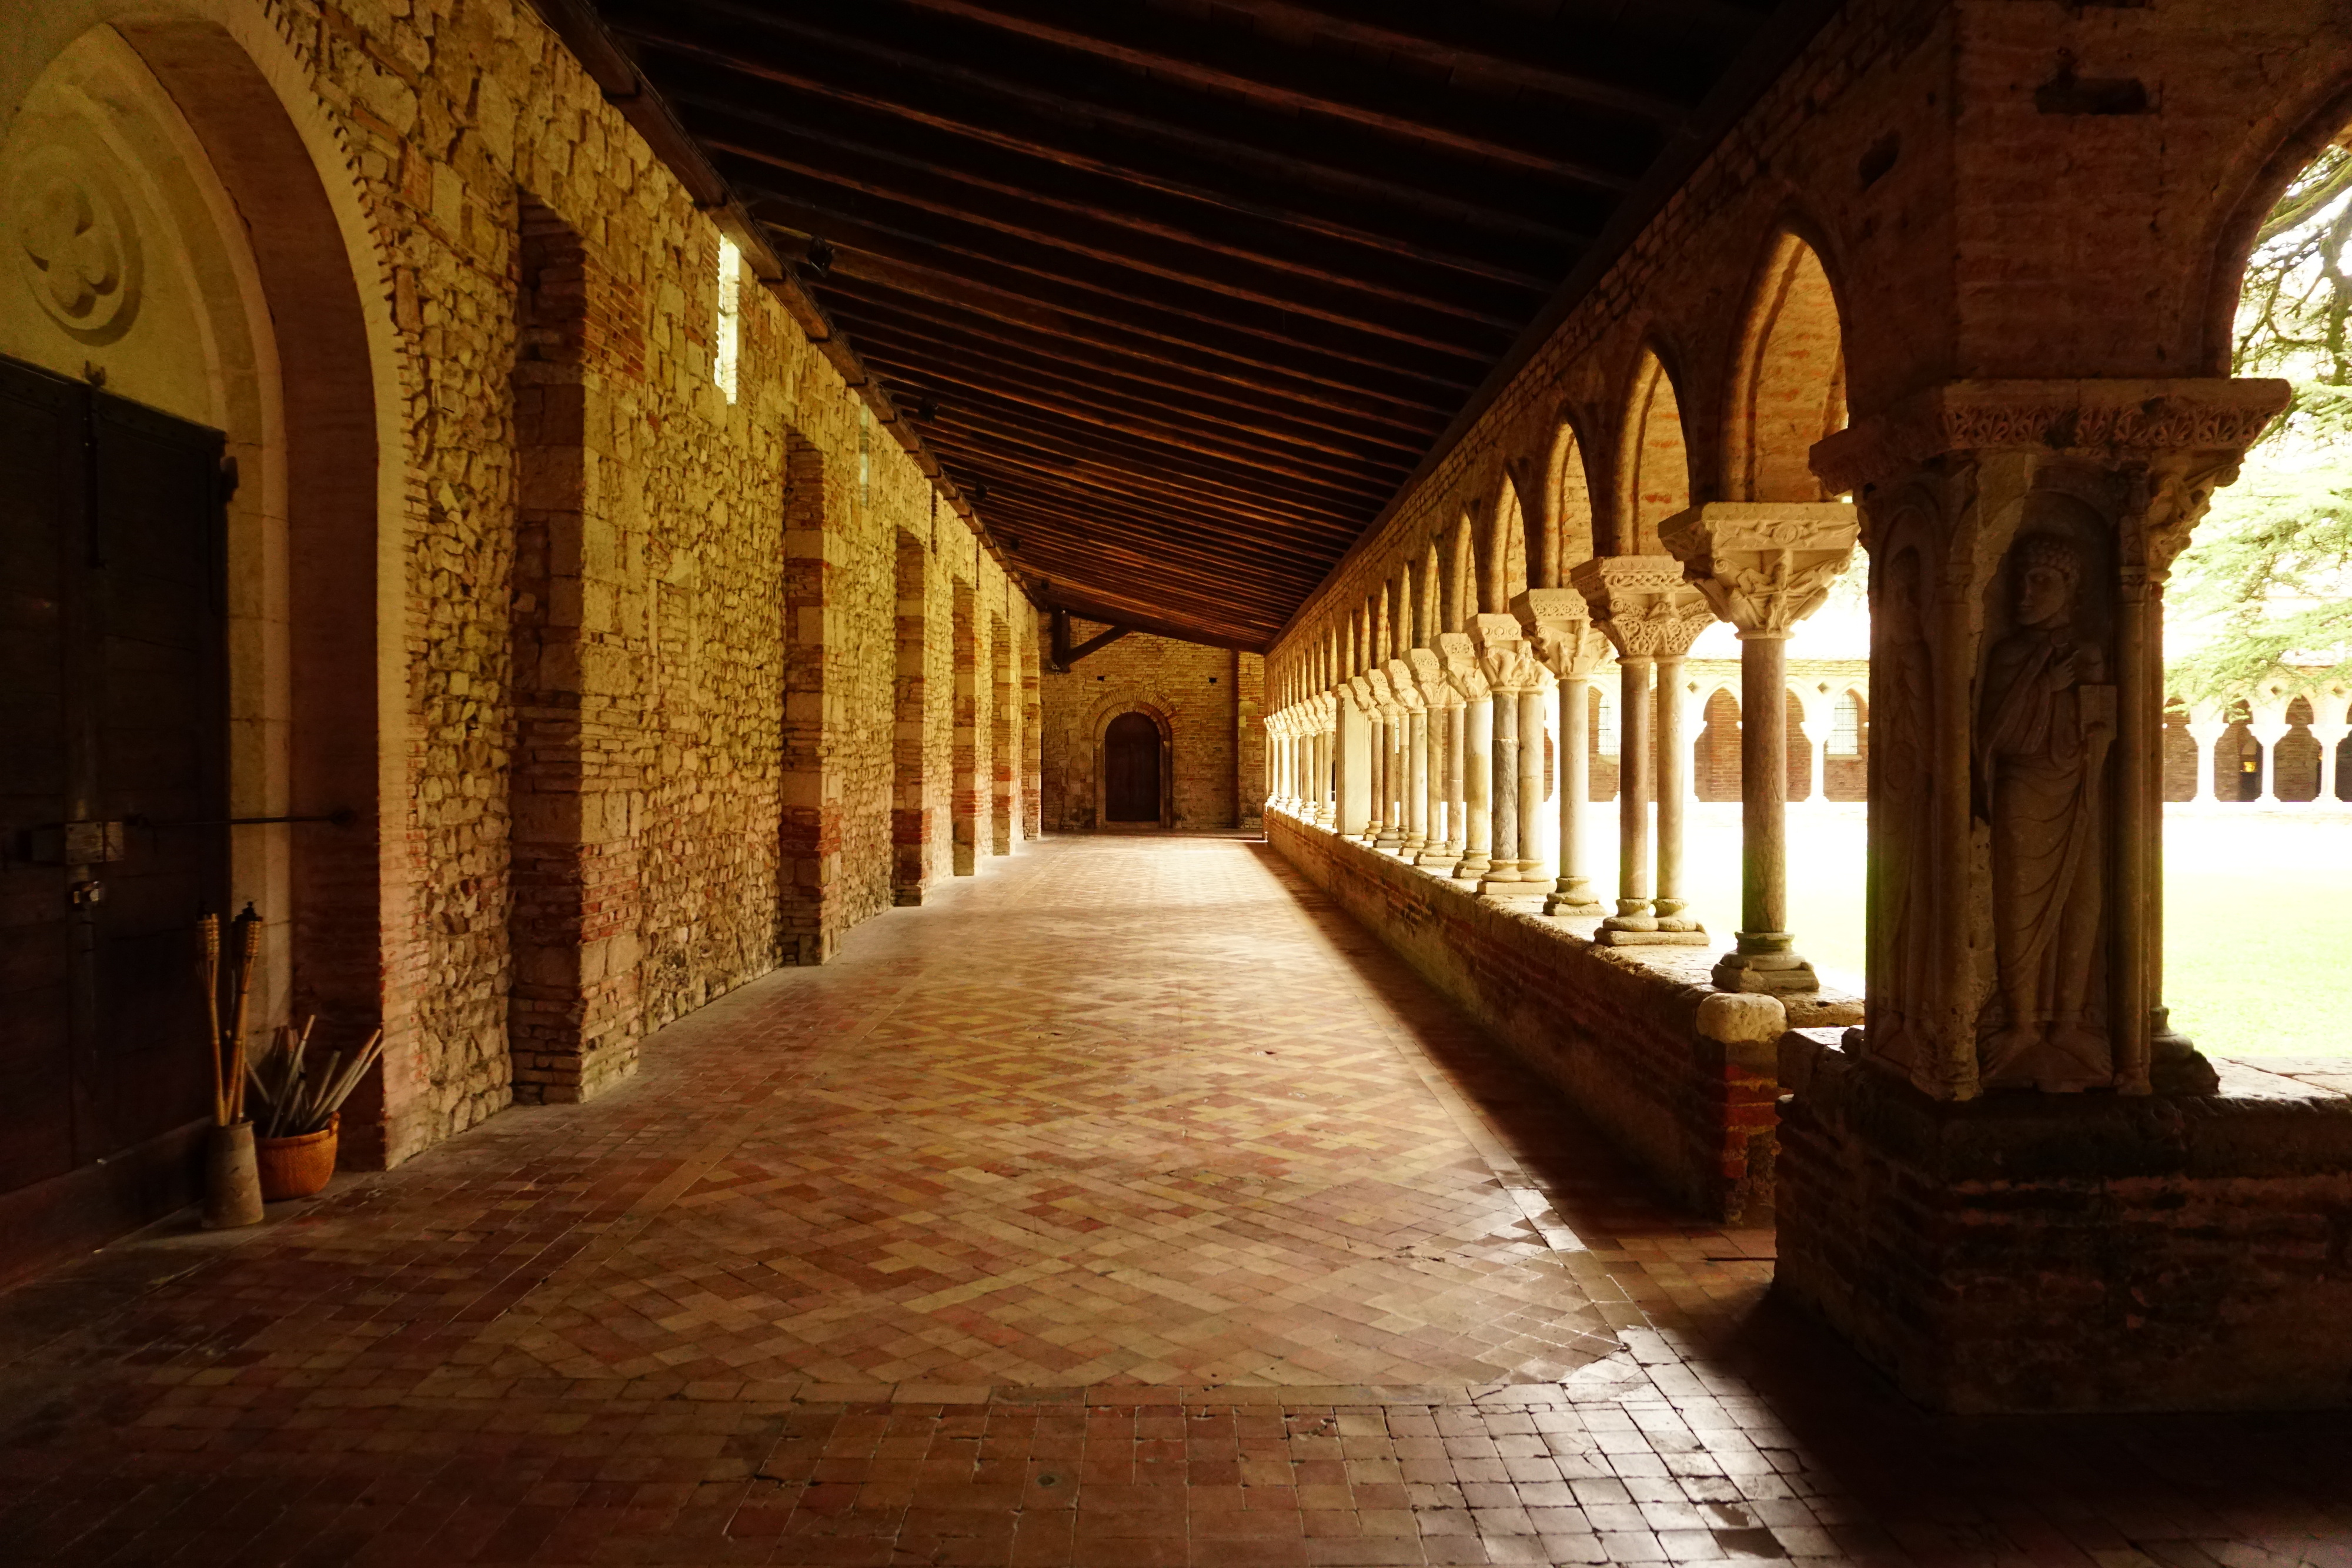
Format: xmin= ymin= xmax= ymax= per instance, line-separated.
xmin=34 ymin=8 xmax=415 ymax=1161
xmin=1727 ymin=229 xmax=1850 ymax=502
xmin=1616 ymin=345 xmax=1692 ymax=556
xmin=2200 ymin=80 xmax=2352 ymax=378
xmin=1444 ymin=511 xmax=1476 ymax=631
xmin=1696 ymin=688 xmax=1742 ymax=801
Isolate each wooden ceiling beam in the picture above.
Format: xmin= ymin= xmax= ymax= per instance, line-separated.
xmin=1001 ymin=529 xmax=1312 ymax=618
xmin=751 ymin=218 xmax=1465 ymax=418
xmin=858 ymin=350 xmax=1405 ymax=500
xmin=1040 ymin=597 xmax=1266 ymax=654
xmin=731 ymin=178 xmax=1499 ymax=381
xmin=623 ymin=0 xmax=1605 ymax=251
xmin=663 ymin=83 xmax=1533 ymax=333
xmin=921 ymin=416 xmax=1368 ymax=543
xmin=851 ymin=319 xmax=1426 ymax=466
xmin=971 ymin=487 xmax=1344 ymax=583
xmin=818 ymin=279 xmax=1446 ymax=439
xmin=882 ymin=0 xmax=1649 ymax=189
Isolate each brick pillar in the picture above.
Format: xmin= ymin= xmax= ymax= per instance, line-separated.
xmin=507 ymin=198 xmax=642 ymax=1104
xmin=951 ymin=583 xmax=980 ymax=875
xmin=891 ymin=530 xmax=933 ymax=905
xmin=1022 ymin=612 xmax=1043 ymax=838
xmin=990 ymin=609 xmax=1014 ymax=855
xmin=1235 ymin=651 xmax=1266 ymax=828
xmin=780 ymin=433 xmax=847 ymax=962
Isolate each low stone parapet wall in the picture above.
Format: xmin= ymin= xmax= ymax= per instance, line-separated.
xmin=1267 ymin=807 xmax=1856 ymax=1222
xmin=1776 ymin=1034 xmax=2352 ymax=1411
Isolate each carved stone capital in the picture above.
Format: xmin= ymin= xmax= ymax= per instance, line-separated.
xmin=1510 ymin=587 xmax=1611 ymax=680
xmin=1382 ymin=658 xmax=1426 ymax=713
xmin=1361 ymin=668 xmax=1398 ymax=717
xmin=1436 ymin=631 xmax=1488 ymax=701
xmin=1569 ymin=555 xmax=1713 ymax=661
xmin=1466 ymin=613 xmax=1546 ymax=694
xmin=1406 ymin=647 xmax=1451 ymax=708
xmin=1343 ymin=676 xmax=1374 ymax=715
xmin=1809 ymin=377 xmax=2291 ymax=498
xmin=1660 ymin=502 xmax=1857 ymax=636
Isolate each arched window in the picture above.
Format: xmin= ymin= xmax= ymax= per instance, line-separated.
xmin=1828 ymin=691 xmax=1863 ymax=757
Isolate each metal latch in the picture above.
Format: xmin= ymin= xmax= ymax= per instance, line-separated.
xmin=70 ymin=879 xmax=106 ymax=906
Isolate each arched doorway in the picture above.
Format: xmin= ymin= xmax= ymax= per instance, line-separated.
xmin=1104 ymin=711 xmax=1162 ymax=824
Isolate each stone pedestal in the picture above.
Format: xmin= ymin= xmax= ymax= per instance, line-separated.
xmin=1777 ymin=1039 xmax=2352 ymax=1412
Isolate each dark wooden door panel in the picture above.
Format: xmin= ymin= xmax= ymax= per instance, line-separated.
xmin=0 ymin=360 xmax=82 ymax=1195
xmin=1105 ymin=712 xmax=1161 ymax=824
xmin=0 ymin=354 xmax=224 ymax=1194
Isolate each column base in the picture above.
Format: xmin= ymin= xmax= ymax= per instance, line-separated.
xmin=1543 ymin=877 xmax=1604 ymax=917
xmin=1596 ymin=926 xmax=1710 ymax=947
xmin=1415 ymin=849 xmax=1461 ymax=871
xmin=1476 ymin=871 xmax=1533 ymax=896
xmin=1452 ymin=852 xmax=1490 ymax=881
xmin=1710 ymin=932 xmax=1820 ymax=994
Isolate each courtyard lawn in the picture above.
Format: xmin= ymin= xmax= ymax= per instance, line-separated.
xmin=1651 ymin=801 xmax=2352 ymax=1064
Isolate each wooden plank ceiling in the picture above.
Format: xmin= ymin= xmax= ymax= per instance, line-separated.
xmin=592 ymin=0 xmax=1807 ymax=649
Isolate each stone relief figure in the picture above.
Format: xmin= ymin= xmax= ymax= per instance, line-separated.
xmin=1973 ymin=533 xmax=2116 ymax=1091
xmin=1870 ymin=546 xmax=1933 ymax=1076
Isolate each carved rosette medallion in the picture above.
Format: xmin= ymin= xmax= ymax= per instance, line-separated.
xmin=9 ymin=145 xmax=141 ymax=343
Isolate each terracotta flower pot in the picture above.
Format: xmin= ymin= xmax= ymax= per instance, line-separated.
xmin=255 ymin=1114 xmax=339 ymax=1202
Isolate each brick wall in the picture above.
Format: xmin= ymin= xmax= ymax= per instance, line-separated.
xmin=1038 ymin=622 xmax=1243 ymax=831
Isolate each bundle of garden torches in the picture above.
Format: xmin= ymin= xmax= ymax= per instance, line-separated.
xmin=199 ymin=905 xmax=385 ymax=1137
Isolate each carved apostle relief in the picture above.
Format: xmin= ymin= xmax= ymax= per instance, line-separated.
xmin=1973 ymin=529 xmax=2116 ymax=1092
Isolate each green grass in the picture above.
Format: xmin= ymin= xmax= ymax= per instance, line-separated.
xmin=1640 ymin=803 xmax=2352 ymax=1062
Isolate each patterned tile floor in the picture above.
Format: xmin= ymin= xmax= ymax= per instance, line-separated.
xmin=2 ymin=834 xmax=2348 ymax=1566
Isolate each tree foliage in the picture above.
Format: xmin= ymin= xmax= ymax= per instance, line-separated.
xmin=2170 ymin=145 xmax=2352 ymax=707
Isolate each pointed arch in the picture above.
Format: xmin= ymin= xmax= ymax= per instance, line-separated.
xmin=1415 ymin=540 xmax=1443 ymax=648
xmin=1445 ymin=513 xmax=1476 ymax=631
xmin=1619 ymin=347 xmax=1692 ymax=555
xmin=1729 ymin=231 xmax=1850 ymax=502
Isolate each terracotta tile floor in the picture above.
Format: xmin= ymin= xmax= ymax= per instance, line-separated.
xmin=3 ymin=834 xmax=2350 ymax=1566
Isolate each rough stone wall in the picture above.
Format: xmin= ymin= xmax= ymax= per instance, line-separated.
xmin=67 ymin=0 xmax=1041 ymax=1164
xmin=1038 ymin=621 xmax=1240 ymax=832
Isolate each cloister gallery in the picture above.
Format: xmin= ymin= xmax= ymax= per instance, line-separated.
xmin=4 ymin=0 xmax=2352 ymax=1564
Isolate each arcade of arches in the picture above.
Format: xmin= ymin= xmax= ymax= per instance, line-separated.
xmin=3 ymin=0 xmax=2352 ymax=1562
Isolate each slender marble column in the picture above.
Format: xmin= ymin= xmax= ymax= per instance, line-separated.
xmin=2187 ymin=714 xmax=2226 ymax=804
xmin=1653 ymin=654 xmax=1698 ymax=931
xmin=1516 ymin=684 xmax=1550 ymax=882
xmin=1456 ymin=696 xmax=1492 ymax=880
xmin=1404 ymin=707 xmax=1429 ymax=852
xmin=1609 ymin=656 xmax=1655 ymax=925
xmin=1335 ymin=694 xmax=1370 ymax=836
xmin=1548 ymin=673 xmax=1602 ymax=914
xmin=2312 ymin=724 xmax=2350 ymax=805
xmin=1481 ymin=685 xmax=1521 ymax=894
xmin=1445 ymin=700 xmax=1468 ymax=860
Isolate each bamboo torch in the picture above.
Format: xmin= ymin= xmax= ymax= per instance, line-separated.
xmin=226 ymin=904 xmax=262 ymax=1125
xmin=199 ymin=913 xmax=223 ymax=1126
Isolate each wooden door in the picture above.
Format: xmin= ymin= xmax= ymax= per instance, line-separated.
xmin=1105 ymin=712 xmax=1161 ymax=823
xmin=0 ymin=354 xmax=227 ymax=1272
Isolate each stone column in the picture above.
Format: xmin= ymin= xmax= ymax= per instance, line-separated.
xmin=1442 ymin=677 xmax=1468 ymax=865
xmin=1516 ymin=589 xmax=1606 ymax=914
xmin=1517 ymin=683 xmax=1552 ymax=881
xmin=1663 ymin=504 xmax=1859 ymax=993
xmin=1653 ymin=652 xmax=1699 ymax=932
xmin=1409 ymin=650 xmax=1456 ymax=868
xmin=1388 ymin=657 xmax=1429 ymax=853
xmin=1439 ymin=632 xmax=1492 ymax=880
xmin=1469 ymin=616 xmax=1539 ymax=893
xmin=2311 ymin=713 xmax=2350 ymax=807
xmin=1573 ymin=558 xmax=1714 ymax=945
xmin=2186 ymin=703 xmax=2227 ymax=804
xmin=1808 ymin=378 xmax=2284 ymax=1099
xmin=1336 ymin=683 xmax=1372 ymax=837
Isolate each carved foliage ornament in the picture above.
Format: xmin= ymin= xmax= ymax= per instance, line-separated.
xmin=9 ymin=145 xmax=142 ymax=342
xmin=1436 ymin=631 xmax=1489 ymax=701
xmin=1809 ymin=380 xmax=2291 ymax=497
xmin=1382 ymin=659 xmax=1426 ymax=713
